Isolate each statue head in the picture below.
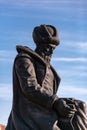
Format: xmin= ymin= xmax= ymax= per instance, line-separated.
xmin=32 ymin=24 xmax=60 ymax=48
xmin=32 ymin=24 xmax=60 ymax=62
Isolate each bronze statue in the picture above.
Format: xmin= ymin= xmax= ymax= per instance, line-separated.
xmin=6 ymin=24 xmax=87 ymax=130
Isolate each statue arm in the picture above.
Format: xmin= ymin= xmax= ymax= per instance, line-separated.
xmin=15 ymin=56 xmax=58 ymax=109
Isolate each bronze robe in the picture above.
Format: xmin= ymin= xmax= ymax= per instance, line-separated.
xmin=6 ymin=46 xmax=61 ymax=130
xmin=6 ymin=46 xmax=87 ymax=130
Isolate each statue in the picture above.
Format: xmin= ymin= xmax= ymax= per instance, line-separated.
xmin=5 ymin=24 xmax=87 ymax=130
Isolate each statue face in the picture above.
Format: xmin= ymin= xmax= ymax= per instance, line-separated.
xmin=41 ymin=44 xmax=56 ymax=56
xmin=35 ymin=43 xmax=56 ymax=62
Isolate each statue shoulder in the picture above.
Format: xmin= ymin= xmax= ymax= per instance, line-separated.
xmin=15 ymin=45 xmax=34 ymax=61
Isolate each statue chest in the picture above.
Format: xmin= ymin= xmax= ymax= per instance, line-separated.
xmin=34 ymin=62 xmax=54 ymax=88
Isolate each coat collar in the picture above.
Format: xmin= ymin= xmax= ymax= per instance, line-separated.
xmin=16 ymin=45 xmax=48 ymax=65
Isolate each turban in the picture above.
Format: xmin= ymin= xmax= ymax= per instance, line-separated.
xmin=32 ymin=24 xmax=60 ymax=46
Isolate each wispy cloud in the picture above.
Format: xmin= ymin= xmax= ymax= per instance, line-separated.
xmin=0 ymin=0 xmax=86 ymax=5
xmin=59 ymin=85 xmax=87 ymax=95
xmin=0 ymin=0 xmax=61 ymax=8
xmin=52 ymin=57 xmax=87 ymax=62
xmin=57 ymin=69 xmax=87 ymax=78
xmin=58 ymin=85 xmax=87 ymax=103
xmin=0 ymin=84 xmax=12 ymax=100
xmin=0 ymin=50 xmax=16 ymax=63
xmin=64 ymin=42 xmax=87 ymax=49
xmin=0 ymin=50 xmax=16 ymax=57
xmin=0 ymin=0 xmax=86 ymax=10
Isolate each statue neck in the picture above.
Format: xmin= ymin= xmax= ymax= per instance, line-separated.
xmin=35 ymin=46 xmax=51 ymax=64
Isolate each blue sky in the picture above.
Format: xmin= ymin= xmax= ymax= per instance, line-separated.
xmin=0 ymin=0 xmax=87 ymax=125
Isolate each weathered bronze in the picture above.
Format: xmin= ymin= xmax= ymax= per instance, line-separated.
xmin=6 ymin=24 xmax=87 ymax=130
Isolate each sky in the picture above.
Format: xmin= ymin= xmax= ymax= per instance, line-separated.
xmin=0 ymin=0 xmax=87 ymax=125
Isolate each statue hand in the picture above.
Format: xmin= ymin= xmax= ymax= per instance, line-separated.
xmin=53 ymin=98 xmax=76 ymax=118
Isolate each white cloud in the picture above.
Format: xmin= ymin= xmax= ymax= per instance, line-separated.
xmin=56 ymin=69 xmax=87 ymax=78
xmin=0 ymin=50 xmax=16 ymax=57
xmin=0 ymin=0 xmax=86 ymax=9
xmin=64 ymin=42 xmax=87 ymax=48
xmin=58 ymin=85 xmax=87 ymax=104
xmin=0 ymin=50 xmax=16 ymax=62
xmin=56 ymin=41 xmax=87 ymax=55
xmin=0 ymin=84 xmax=12 ymax=100
xmin=0 ymin=0 xmax=59 ymax=7
xmin=59 ymin=85 xmax=87 ymax=95
xmin=52 ymin=57 xmax=87 ymax=62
